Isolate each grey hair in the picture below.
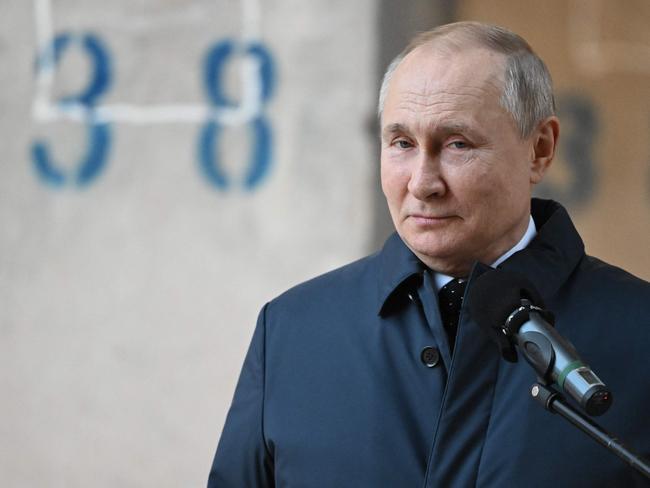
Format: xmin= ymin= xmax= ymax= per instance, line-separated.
xmin=377 ymin=22 xmax=555 ymax=138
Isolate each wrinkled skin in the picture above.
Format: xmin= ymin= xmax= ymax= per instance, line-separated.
xmin=380 ymin=45 xmax=559 ymax=276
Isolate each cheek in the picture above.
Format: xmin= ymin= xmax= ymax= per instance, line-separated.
xmin=448 ymin=166 xmax=510 ymax=220
xmin=380 ymin=163 xmax=408 ymax=202
xmin=448 ymin=164 xmax=492 ymax=200
xmin=457 ymin=167 xmax=529 ymax=225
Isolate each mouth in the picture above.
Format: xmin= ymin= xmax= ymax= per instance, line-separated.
xmin=408 ymin=214 xmax=455 ymax=226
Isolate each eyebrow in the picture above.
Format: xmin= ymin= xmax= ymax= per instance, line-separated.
xmin=439 ymin=122 xmax=475 ymax=135
xmin=381 ymin=121 xmax=478 ymax=140
xmin=381 ymin=123 xmax=409 ymax=141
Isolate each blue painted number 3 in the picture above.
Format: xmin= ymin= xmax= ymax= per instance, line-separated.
xmin=32 ymin=33 xmax=112 ymax=187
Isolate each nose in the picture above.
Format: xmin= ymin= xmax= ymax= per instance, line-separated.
xmin=407 ymin=151 xmax=447 ymax=200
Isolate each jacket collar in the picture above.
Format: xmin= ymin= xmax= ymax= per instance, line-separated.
xmin=499 ymin=198 xmax=585 ymax=302
xmin=376 ymin=233 xmax=426 ymax=316
xmin=376 ymin=199 xmax=585 ymax=315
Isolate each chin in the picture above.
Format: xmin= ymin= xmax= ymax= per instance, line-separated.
xmin=403 ymin=233 xmax=471 ymax=272
xmin=403 ymin=231 xmax=451 ymax=255
xmin=406 ymin=237 xmax=452 ymax=263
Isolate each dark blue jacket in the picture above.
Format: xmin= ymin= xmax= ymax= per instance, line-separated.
xmin=208 ymin=199 xmax=650 ymax=487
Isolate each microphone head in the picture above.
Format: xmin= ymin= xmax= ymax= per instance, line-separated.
xmin=468 ymin=268 xmax=544 ymax=362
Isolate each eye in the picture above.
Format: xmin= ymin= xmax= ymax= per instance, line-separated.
xmin=393 ymin=139 xmax=413 ymax=149
xmin=448 ymin=140 xmax=469 ymax=150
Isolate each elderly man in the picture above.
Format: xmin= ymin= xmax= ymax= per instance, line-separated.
xmin=208 ymin=22 xmax=650 ymax=487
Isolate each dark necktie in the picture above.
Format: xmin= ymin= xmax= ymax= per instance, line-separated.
xmin=438 ymin=278 xmax=467 ymax=351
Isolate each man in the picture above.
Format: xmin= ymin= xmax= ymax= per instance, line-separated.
xmin=208 ymin=22 xmax=650 ymax=487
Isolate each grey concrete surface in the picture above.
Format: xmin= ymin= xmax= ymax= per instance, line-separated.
xmin=0 ymin=1 xmax=380 ymax=486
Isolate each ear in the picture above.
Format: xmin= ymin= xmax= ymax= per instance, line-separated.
xmin=529 ymin=116 xmax=560 ymax=184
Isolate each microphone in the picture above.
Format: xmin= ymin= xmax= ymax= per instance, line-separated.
xmin=468 ymin=268 xmax=612 ymax=416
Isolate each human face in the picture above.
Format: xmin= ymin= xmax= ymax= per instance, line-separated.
xmin=380 ymin=46 xmax=538 ymax=276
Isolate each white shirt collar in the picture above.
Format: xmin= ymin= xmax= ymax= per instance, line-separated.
xmin=433 ymin=215 xmax=537 ymax=291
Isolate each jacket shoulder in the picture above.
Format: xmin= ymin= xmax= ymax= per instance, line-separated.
xmin=268 ymin=251 xmax=381 ymax=311
xmin=266 ymin=252 xmax=381 ymax=322
xmin=555 ymin=255 xmax=650 ymax=327
xmin=574 ymin=255 xmax=650 ymax=296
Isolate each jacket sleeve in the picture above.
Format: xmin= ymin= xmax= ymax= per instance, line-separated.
xmin=207 ymin=304 xmax=274 ymax=487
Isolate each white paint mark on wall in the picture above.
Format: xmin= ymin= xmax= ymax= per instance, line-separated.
xmin=32 ymin=0 xmax=265 ymax=126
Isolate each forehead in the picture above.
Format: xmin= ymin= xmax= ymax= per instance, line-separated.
xmin=382 ymin=46 xmax=508 ymax=129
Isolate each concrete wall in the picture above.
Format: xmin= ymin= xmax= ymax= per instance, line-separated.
xmin=1 ymin=1 xmax=376 ymax=486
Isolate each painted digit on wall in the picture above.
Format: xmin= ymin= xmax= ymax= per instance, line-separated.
xmin=198 ymin=40 xmax=275 ymax=191
xmin=32 ymin=33 xmax=112 ymax=187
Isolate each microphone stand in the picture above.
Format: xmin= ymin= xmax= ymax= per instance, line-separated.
xmin=506 ymin=299 xmax=650 ymax=479
xmin=530 ymin=382 xmax=650 ymax=479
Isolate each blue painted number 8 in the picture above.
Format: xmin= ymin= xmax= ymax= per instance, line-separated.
xmin=199 ymin=40 xmax=275 ymax=191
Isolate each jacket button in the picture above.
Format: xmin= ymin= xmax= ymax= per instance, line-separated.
xmin=420 ymin=346 xmax=440 ymax=368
